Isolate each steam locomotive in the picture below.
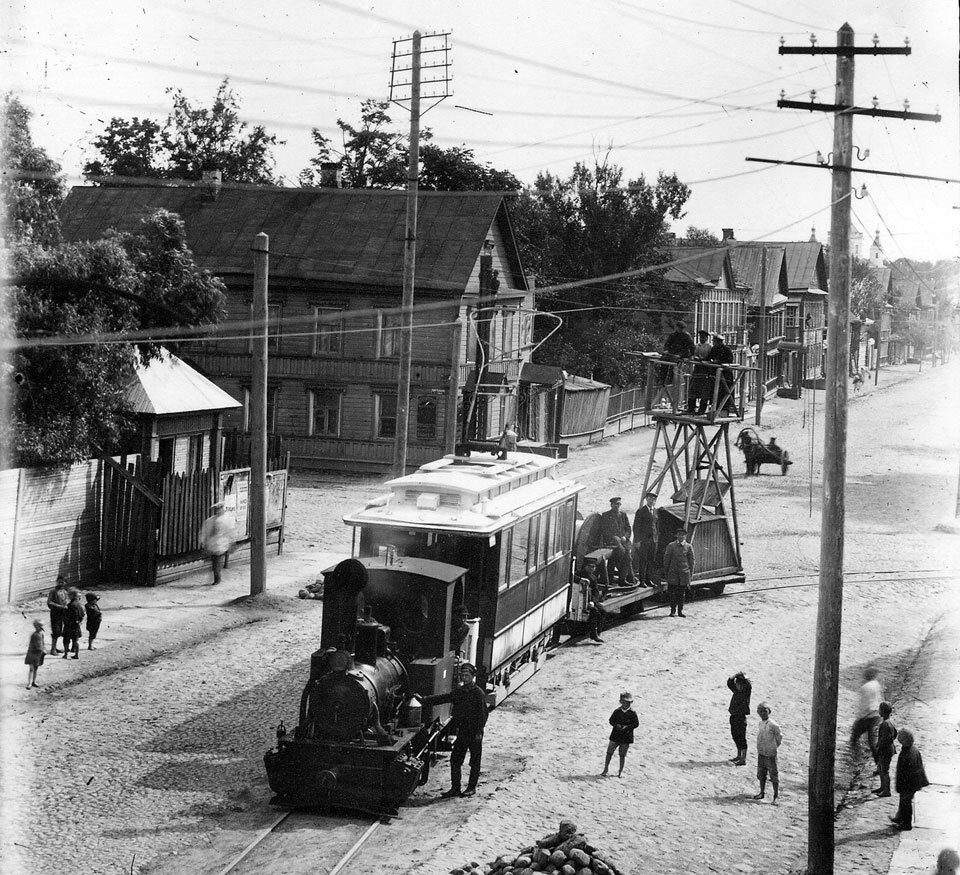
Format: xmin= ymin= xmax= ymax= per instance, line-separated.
xmin=264 ymin=555 xmax=467 ymax=814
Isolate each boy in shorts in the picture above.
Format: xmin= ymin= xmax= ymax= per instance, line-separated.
xmin=602 ymin=692 xmax=639 ymax=777
xmin=754 ymin=702 xmax=783 ymax=803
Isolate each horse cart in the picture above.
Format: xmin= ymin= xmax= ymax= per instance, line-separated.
xmin=734 ymin=428 xmax=792 ymax=475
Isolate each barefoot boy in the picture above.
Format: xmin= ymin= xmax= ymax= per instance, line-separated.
xmin=754 ymin=702 xmax=783 ymax=803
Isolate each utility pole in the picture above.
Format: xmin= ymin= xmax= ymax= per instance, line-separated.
xmin=250 ymin=232 xmax=268 ymax=596
xmin=775 ymin=26 xmax=936 ymax=875
xmin=755 ymin=246 xmax=767 ymax=425
xmin=389 ymin=30 xmax=452 ymax=476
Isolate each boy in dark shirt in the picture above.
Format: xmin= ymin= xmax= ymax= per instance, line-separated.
xmin=602 ymin=692 xmax=640 ymax=778
xmin=872 ymin=701 xmax=897 ymax=798
xmin=727 ymin=672 xmax=752 ymax=765
xmin=891 ymin=727 xmax=929 ymax=830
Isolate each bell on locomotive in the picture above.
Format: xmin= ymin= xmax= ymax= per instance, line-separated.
xmin=264 ymin=556 xmax=469 ymax=814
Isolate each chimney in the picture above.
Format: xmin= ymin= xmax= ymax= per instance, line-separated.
xmin=320 ymin=161 xmax=343 ymax=188
xmin=201 ymin=169 xmax=222 ymax=200
xmin=722 ymin=228 xmax=735 ymax=243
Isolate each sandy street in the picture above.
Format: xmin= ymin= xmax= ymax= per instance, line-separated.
xmin=2 ymin=361 xmax=958 ymax=875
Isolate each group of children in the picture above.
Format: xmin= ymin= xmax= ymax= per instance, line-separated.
xmin=600 ymin=667 xmax=930 ymax=831
xmin=24 ymin=575 xmax=103 ymax=689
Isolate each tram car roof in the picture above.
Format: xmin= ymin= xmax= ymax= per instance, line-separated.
xmin=343 ymin=451 xmax=584 ymax=535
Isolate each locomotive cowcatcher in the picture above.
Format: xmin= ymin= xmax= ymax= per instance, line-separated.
xmin=264 ymin=555 xmax=468 ymax=815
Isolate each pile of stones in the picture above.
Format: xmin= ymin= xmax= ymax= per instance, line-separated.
xmin=449 ymin=820 xmax=624 ymax=875
xmin=297 ymin=577 xmax=324 ymax=600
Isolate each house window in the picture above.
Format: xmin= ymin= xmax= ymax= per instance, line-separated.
xmin=416 ymin=395 xmax=437 ymax=441
xmin=378 ymin=310 xmax=402 ymax=358
xmin=248 ymin=302 xmax=282 ymax=354
xmin=312 ymin=306 xmax=343 ymax=355
xmin=187 ymin=434 xmax=204 ymax=472
xmin=375 ymin=392 xmax=397 ymax=438
xmin=242 ymin=386 xmax=279 ymax=433
xmin=308 ymin=389 xmax=342 ymax=437
xmin=157 ymin=437 xmax=174 ymax=473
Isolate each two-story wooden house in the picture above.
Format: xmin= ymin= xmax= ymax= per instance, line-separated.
xmin=662 ymin=245 xmax=747 ymax=348
xmin=58 ymin=182 xmax=533 ymax=473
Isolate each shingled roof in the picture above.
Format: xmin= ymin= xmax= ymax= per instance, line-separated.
xmin=764 ymin=241 xmax=826 ymax=291
xmin=58 ymin=183 xmax=525 ymax=293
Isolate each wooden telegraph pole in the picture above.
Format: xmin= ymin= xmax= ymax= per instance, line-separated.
xmin=250 ymin=232 xmax=269 ymax=596
xmin=755 ymin=246 xmax=767 ymax=425
xmin=393 ymin=30 xmax=421 ymax=479
xmin=774 ymin=26 xmax=937 ymax=874
xmin=389 ymin=30 xmax=452 ymax=475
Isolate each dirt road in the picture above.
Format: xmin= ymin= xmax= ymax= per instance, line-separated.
xmin=2 ymin=362 xmax=957 ymax=875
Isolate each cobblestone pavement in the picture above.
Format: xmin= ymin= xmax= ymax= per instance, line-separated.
xmin=1 ymin=363 xmax=957 ymax=875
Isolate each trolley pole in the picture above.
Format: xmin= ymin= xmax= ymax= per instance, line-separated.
xmin=393 ymin=29 xmax=422 ymax=478
xmin=250 ymin=232 xmax=269 ymax=596
xmin=755 ymin=246 xmax=767 ymax=425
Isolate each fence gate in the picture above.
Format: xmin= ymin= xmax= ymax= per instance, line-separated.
xmin=100 ymin=457 xmax=162 ymax=586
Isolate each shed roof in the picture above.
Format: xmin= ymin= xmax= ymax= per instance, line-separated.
xmin=58 ymin=183 xmax=524 ymax=293
xmin=126 ymin=349 xmax=242 ymax=415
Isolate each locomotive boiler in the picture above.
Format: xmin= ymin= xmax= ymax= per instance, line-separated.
xmin=265 ymin=555 xmax=468 ymax=814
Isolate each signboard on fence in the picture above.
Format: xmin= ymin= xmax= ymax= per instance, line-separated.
xmin=220 ymin=467 xmax=286 ymax=539
xmin=266 ymin=470 xmax=287 ymax=528
xmin=220 ymin=468 xmax=250 ymax=540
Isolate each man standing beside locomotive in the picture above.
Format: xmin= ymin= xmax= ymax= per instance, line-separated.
xmin=663 ymin=528 xmax=695 ymax=617
xmin=599 ymin=497 xmax=637 ymax=584
xmin=417 ymin=663 xmax=489 ymax=798
xmin=632 ymin=492 xmax=659 ymax=587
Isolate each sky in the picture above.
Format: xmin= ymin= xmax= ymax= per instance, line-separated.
xmin=6 ymin=0 xmax=959 ymax=264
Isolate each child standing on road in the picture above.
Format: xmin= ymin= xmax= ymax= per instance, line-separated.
xmin=24 ymin=619 xmax=45 ymax=688
xmin=754 ymin=702 xmax=782 ymax=803
xmin=85 ymin=593 xmax=102 ymax=650
xmin=891 ymin=727 xmax=929 ymax=831
xmin=726 ymin=671 xmax=752 ymax=765
xmin=872 ymin=701 xmax=897 ymax=798
xmin=602 ymin=692 xmax=639 ymax=778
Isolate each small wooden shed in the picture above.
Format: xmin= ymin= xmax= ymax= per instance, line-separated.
xmin=125 ymin=350 xmax=241 ymax=473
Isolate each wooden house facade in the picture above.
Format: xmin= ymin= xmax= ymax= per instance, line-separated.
xmin=58 ymin=183 xmax=533 ymax=473
xmin=663 ymin=246 xmax=748 ymax=349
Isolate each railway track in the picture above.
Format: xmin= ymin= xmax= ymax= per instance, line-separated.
xmin=216 ymin=810 xmax=383 ymax=875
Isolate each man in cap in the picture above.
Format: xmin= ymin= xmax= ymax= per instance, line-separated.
xmin=706 ymin=333 xmax=736 ymax=414
xmin=663 ymin=320 xmax=696 ymax=360
xmin=599 ymin=497 xmax=636 ymax=584
xmin=199 ymin=501 xmax=235 ymax=585
xmin=632 ymin=492 xmax=660 ymax=587
xmin=417 ymin=663 xmax=489 ymax=798
xmin=663 ymin=528 xmax=695 ymax=617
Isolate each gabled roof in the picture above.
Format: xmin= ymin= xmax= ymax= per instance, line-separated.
xmin=870 ymin=266 xmax=893 ymax=294
xmin=891 ymin=275 xmax=921 ymax=306
xmin=765 ymin=240 xmax=826 ymax=291
xmin=125 ymin=349 xmax=241 ymax=415
xmin=58 ymin=183 xmax=526 ymax=293
xmin=663 ymin=246 xmax=733 ymax=288
xmin=728 ymin=245 xmax=787 ymax=307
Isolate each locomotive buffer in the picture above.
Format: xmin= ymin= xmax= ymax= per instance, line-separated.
xmin=639 ymin=355 xmax=752 ymax=594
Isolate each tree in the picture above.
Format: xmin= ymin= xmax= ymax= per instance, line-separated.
xmin=511 ymin=154 xmax=691 ymax=385
xmin=299 ymin=99 xmax=521 ymax=191
xmin=850 ymin=256 xmax=887 ymax=317
xmin=684 ymin=226 xmax=721 ymax=246
xmin=6 ymin=210 xmax=226 ymax=467
xmin=83 ymin=80 xmax=281 ymax=184
xmin=1 ymin=94 xmax=65 ymax=246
